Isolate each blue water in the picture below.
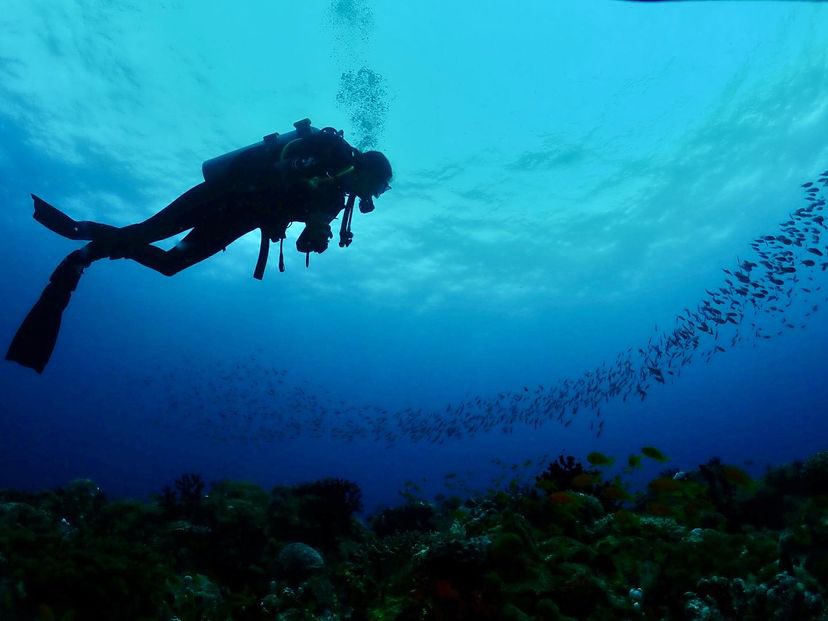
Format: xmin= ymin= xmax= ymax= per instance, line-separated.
xmin=1 ymin=1 xmax=827 ymax=513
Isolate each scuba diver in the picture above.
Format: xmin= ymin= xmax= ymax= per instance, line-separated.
xmin=6 ymin=118 xmax=393 ymax=373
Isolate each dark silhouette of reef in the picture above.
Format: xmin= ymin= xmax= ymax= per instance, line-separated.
xmin=1 ymin=449 xmax=827 ymax=620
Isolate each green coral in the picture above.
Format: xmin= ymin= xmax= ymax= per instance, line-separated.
xmin=0 ymin=452 xmax=827 ymax=620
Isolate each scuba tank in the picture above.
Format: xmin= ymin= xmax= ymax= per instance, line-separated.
xmin=201 ymin=118 xmax=318 ymax=186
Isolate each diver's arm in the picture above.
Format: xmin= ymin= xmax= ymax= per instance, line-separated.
xmin=288 ymin=175 xmax=349 ymax=254
xmin=295 ymin=212 xmax=335 ymax=254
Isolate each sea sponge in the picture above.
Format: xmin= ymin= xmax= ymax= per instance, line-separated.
xmin=277 ymin=542 xmax=325 ymax=584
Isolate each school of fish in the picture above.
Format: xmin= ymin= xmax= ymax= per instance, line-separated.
xmin=143 ymin=171 xmax=828 ymax=446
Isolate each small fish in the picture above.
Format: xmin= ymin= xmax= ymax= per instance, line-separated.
xmin=721 ymin=465 xmax=752 ymax=488
xmin=572 ymin=473 xmax=598 ymax=488
xmin=600 ymin=484 xmax=630 ymax=502
xmin=641 ymin=446 xmax=669 ymax=462
xmin=587 ymin=451 xmax=614 ymax=466
xmin=549 ymin=491 xmax=575 ymax=505
xmin=627 ymin=454 xmax=642 ymax=469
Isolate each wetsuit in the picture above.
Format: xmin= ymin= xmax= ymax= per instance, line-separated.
xmin=85 ymin=127 xmax=359 ymax=275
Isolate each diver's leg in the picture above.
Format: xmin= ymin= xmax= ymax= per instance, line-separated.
xmin=119 ymin=218 xmax=255 ymax=276
xmin=116 ymin=183 xmax=224 ymax=243
xmin=32 ymin=183 xmax=226 ymax=245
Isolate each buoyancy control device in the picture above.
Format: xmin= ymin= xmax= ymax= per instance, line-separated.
xmin=201 ymin=119 xmax=360 ymax=279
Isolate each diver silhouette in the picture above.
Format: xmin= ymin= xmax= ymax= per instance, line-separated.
xmin=6 ymin=119 xmax=393 ymax=373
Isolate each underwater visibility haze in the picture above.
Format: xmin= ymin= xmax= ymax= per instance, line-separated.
xmin=2 ymin=1 xmax=828 ymax=619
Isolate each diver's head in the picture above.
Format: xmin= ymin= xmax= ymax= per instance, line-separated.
xmin=348 ymin=150 xmax=392 ymax=210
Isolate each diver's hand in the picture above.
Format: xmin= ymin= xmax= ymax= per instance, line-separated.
xmin=296 ymin=222 xmax=333 ymax=253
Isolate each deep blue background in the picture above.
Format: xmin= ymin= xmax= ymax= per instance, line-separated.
xmin=1 ymin=1 xmax=827 ymax=512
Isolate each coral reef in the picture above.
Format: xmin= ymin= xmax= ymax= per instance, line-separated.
xmin=0 ymin=451 xmax=826 ymax=620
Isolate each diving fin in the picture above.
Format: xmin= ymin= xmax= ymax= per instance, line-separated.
xmin=5 ymin=250 xmax=88 ymax=373
xmin=32 ymin=194 xmax=117 ymax=241
xmin=32 ymin=194 xmax=86 ymax=240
